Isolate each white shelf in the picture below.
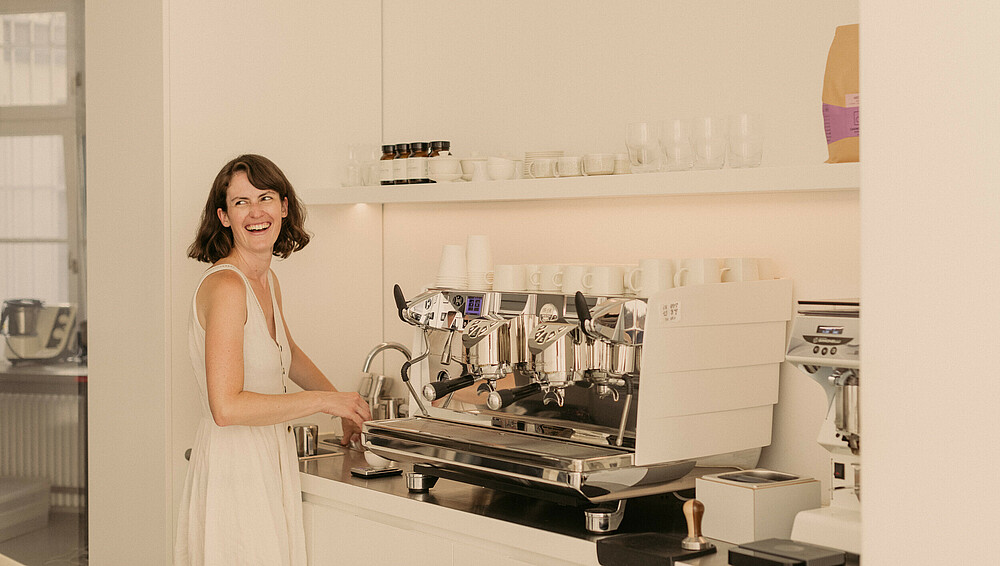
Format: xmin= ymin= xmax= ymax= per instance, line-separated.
xmin=300 ymin=163 xmax=858 ymax=205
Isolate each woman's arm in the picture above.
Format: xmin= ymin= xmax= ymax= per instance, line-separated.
xmin=200 ymin=270 xmax=369 ymax=430
xmin=272 ymin=272 xmax=371 ymax=443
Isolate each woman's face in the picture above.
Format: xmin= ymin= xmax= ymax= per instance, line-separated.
xmin=216 ymin=171 xmax=288 ymax=256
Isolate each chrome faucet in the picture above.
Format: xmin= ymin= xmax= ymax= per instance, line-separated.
xmin=362 ymin=341 xmax=412 ymax=373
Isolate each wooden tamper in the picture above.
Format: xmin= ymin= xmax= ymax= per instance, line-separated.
xmin=681 ymin=499 xmax=714 ymax=551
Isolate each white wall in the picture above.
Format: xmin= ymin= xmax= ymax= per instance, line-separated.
xmin=86 ymin=1 xmax=170 ymax=563
xmin=165 ymin=0 xmax=385 ymax=553
xmin=88 ymin=2 xmax=867 ymax=564
xmin=380 ymin=0 xmax=859 ymax=496
xmin=860 ymin=3 xmax=1000 ymax=564
xmin=89 ymin=2 xmax=384 ymax=564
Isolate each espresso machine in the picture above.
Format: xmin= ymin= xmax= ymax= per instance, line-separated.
xmin=1 ymin=299 xmax=78 ymax=364
xmin=363 ymin=279 xmax=793 ymax=533
xmin=785 ymin=300 xmax=861 ymax=555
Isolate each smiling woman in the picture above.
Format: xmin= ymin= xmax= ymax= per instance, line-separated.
xmin=187 ymin=154 xmax=310 ymax=263
xmin=175 ymin=155 xmax=372 ymax=566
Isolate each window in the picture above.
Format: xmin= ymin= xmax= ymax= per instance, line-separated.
xmin=0 ymin=3 xmax=85 ymax=313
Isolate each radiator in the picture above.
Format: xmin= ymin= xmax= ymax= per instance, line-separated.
xmin=0 ymin=392 xmax=84 ymax=509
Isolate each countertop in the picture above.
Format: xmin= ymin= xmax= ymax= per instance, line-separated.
xmin=300 ymin=436 xmax=860 ymax=565
xmin=0 ymin=360 xmax=87 ymax=394
xmin=299 ymin=436 xmax=747 ymax=565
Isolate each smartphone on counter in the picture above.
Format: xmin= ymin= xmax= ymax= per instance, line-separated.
xmin=350 ymin=466 xmax=403 ymax=478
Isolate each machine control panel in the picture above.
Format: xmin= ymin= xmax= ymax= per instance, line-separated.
xmin=786 ymin=301 xmax=859 ymax=368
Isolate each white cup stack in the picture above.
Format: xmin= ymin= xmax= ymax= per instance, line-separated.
xmin=466 ymin=235 xmax=494 ymax=290
xmin=436 ymin=244 xmax=468 ymax=289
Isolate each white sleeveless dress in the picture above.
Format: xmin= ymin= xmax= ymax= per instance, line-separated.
xmin=174 ymin=265 xmax=306 ymax=566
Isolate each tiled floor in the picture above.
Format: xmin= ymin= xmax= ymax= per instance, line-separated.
xmin=0 ymin=512 xmax=87 ymax=566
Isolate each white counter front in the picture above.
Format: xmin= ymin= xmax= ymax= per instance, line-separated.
xmin=298 ymin=444 xmax=747 ymax=566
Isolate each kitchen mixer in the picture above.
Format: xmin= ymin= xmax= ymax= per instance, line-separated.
xmin=1 ymin=299 xmax=78 ymax=364
xmin=785 ymin=300 xmax=861 ymax=555
xmin=363 ymin=279 xmax=793 ymax=533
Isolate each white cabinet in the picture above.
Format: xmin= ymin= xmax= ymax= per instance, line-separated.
xmin=304 ymin=499 xmax=449 ymax=565
xmin=300 ymin=481 xmax=601 ymax=566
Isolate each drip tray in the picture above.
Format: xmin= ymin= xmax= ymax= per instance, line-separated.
xmin=362 ymin=416 xmax=695 ymax=504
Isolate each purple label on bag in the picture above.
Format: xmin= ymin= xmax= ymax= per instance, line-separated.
xmin=824 ymin=103 xmax=860 ymax=144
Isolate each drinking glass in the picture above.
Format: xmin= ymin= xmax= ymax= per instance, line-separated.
xmin=625 ymin=122 xmax=662 ymax=173
xmin=343 ymin=143 xmax=362 ymax=187
xmin=692 ymin=117 xmax=727 ymax=170
xmin=728 ymin=113 xmax=764 ymax=168
xmin=659 ymin=119 xmax=694 ymax=171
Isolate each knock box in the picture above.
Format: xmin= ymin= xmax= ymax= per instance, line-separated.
xmin=695 ymin=469 xmax=820 ymax=544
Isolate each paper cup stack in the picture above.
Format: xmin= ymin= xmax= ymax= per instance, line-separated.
xmin=465 ymin=235 xmax=493 ymax=290
xmin=435 ymin=235 xmax=494 ymax=290
xmin=435 ymin=244 xmax=468 ymax=289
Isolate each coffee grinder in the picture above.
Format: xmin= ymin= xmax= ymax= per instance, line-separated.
xmin=785 ymin=300 xmax=860 ymax=555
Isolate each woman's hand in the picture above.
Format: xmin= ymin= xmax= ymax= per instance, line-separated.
xmin=318 ymin=391 xmax=371 ymax=445
xmin=341 ymin=414 xmax=364 ymax=447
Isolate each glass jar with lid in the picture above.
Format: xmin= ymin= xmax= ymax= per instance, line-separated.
xmin=379 ymin=144 xmax=395 ymax=186
xmin=393 ymin=143 xmax=410 ymax=185
xmin=408 ymin=142 xmax=430 ymax=184
xmin=429 ymin=141 xmax=451 ymax=157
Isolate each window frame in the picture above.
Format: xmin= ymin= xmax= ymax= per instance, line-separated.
xmin=0 ymin=0 xmax=86 ymax=313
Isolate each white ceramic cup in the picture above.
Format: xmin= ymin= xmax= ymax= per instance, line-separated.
xmin=460 ymin=158 xmax=486 ymax=181
xmin=674 ymin=258 xmax=724 ymax=287
xmin=466 ymin=235 xmax=492 ymax=274
xmin=554 ymin=156 xmax=583 ymax=177
xmin=487 ymin=156 xmax=516 ymax=180
xmin=588 ymin=265 xmax=625 ymax=295
xmin=438 ymin=244 xmax=467 ymax=280
xmin=582 ymin=153 xmax=615 ymax=175
xmin=561 ymin=265 xmax=592 ymax=295
xmin=493 ymin=264 xmax=527 ymax=291
xmin=722 ymin=257 xmax=760 ymax=282
xmin=524 ymin=264 xmax=542 ymax=291
xmin=470 ymin=160 xmax=490 ymax=182
xmin=626 ymin=258 xmax=675 ymax=298
xmin=532 ymin=264 xmax=564 ymax=292
xmin=528 ymin=158 xmax=556 ymax=179
xmin=428 ymin=156 xmax=462 ymax=175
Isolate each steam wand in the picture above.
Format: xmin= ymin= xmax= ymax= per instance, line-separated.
xmin=393 ymin=285 xmax=431 ymax=416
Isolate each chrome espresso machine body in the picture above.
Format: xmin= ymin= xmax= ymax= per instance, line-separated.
xmin=363 ymin=280 xmax=793 ymax=532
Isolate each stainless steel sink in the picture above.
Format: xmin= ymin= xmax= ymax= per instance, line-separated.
xmin=298 ymin=444 xmax=346 ymax=462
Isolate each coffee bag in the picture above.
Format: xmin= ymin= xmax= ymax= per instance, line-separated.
xmin=823 ymin=24 xmax=859 ymax=163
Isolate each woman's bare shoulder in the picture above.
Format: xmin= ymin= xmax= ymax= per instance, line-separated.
xmin=197 ymin=268 xmax=247 ymax=312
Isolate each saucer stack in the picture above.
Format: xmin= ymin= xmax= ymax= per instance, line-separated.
xmin=523 ymin=150 xmax=564 ymax=178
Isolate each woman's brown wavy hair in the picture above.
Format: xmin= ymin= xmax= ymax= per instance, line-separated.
xmin=187 ymin=154 xmax=310 ymax=263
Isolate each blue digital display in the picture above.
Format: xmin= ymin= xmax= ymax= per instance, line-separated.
xmin=817 ymin=326 xmax=844 ymax=335
xmin=465 ymin=296 xmax=482 ymax=316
